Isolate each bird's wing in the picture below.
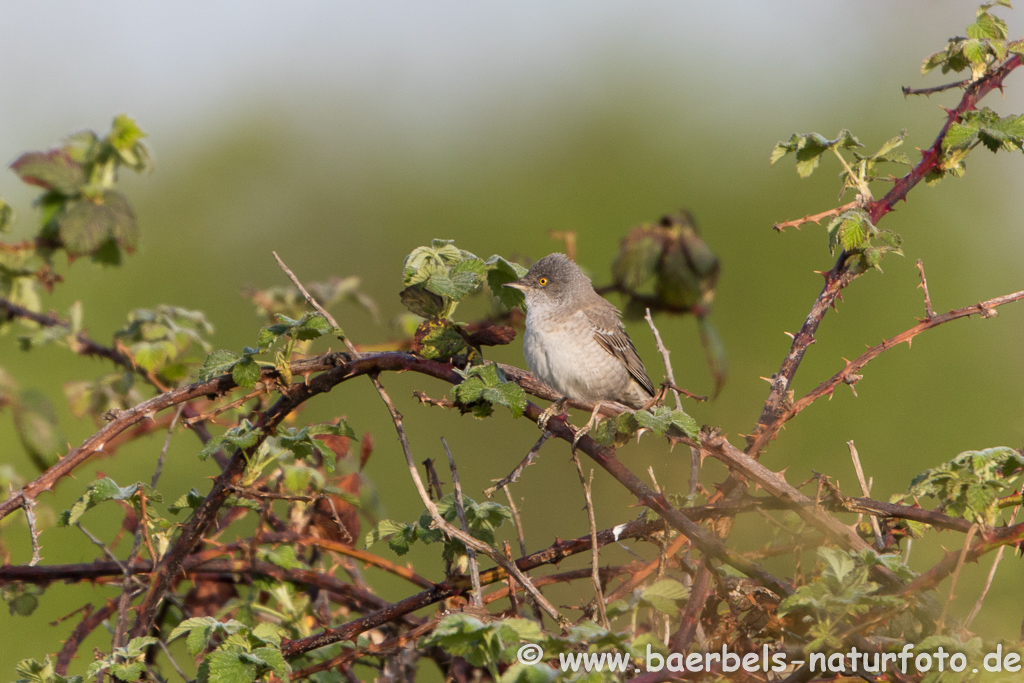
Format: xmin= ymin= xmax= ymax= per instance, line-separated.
xmin=582 ymin=304 xmax=657 ymax=398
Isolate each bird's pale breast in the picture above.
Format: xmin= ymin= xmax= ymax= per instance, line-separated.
xmin=523 ymin=304 xmax=637 ymax=404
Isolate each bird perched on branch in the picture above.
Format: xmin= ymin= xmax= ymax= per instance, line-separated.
xmin=504 ymin=253 xmax=655 ymax=436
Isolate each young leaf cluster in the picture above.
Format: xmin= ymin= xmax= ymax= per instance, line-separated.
xmin=590 ymin=405 xmax=699 ymax=447
xmin=115 ymin=306 xmax=214 ymax=382
xmin=400 ymin=240 xmax=527 ymax=320
xmin=922 ymin=1 xmax=1020 ymax=80
xmin=770 ymin=130 xmax=863 ymax=180
xmin=418 ymin=615 xmax=543 ymax=681
xmin=13 ymin=658 xmax=82 ymax=683
xmin=365 ymin=494 xmax=511 ymax=571
xmin=825 ymin=210 xmax=904 ymax=272
xmin=778 ymin=548 xmax=913 ymax=650
xmin=57 ymin=477 xmax=162 ymax=528
xmin=201 ymin=312 xmax=333 ymax=388
xmin=11 ymin=115 xmax=150 ymax=262
xmin=0 ymin=116 xmax=148 ymax=331
xmin=906 ymin=447 xmax=1024 ymax=526
xmin=168 ymin=618 xmax=290 ymax=683
xmin=84 ymin=637 xmax=158 ymax=682
xmin=197 ymin=420 xmax=354 ymax=486
xmin=245 ymin=276 xmax=376 ymax=324
xmin=451 ymin=362 xmax=527 ymax=418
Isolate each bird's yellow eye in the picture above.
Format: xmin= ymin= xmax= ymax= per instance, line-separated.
xmin=538 ymin=277 xmax=548 ymax=286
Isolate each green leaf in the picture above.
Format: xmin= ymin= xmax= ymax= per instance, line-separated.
xmin=10 ymin=150 xmax=87 ymax=195
xmin=258 ymin=545 xmax=303 ymax=571
xmin=58 ymin=477 xmax=161 ymax=527
xmin=110 ymin=663 xmax=145 ymax=682
xmin=0 ymin=199 xmax=13 ymax=233
xmin=206 ymin=650 xmax=257 ymax=683
xmin=169 ymin=489 xmax=205 ymax=514
xmin=364 ymin=519 xmax=411 ymax=550
xmin=484 ymin=255 xmax=528 ymax=310
xmin=200 ymin=349 xmax=241 ymax=382
xmin=451 ymin=362 xmax=527 ymax=418
xmin=14 ymin=657 xmax=83 ymax=683
xmin=57 ymin=201 xmax=112 ymax=255
xmin=109 ymin=115 xmax=147 ymax=152
xmin=639 ymin=578 xmax=689 ymax=614
xmin=944 ymin=122 xmax=980 ymax=151
xmin=399 ymin=285 xmax=446 ymax=318
xmin=169 ymin=617 xmax=247 ymax=657
xmin=232 ymin=356 xmax=261 ymax=387
xmin=13 ymin=389 xmax=66 ymax=472
xmin=198 ymin=420 xmax=261 ymax=461
xmin=103 ymin=190 xmax=139 ymax=251
xmin=250 ymin=648 xmax=290 ymax=681
xmin=819 ymin=546 xmax=855 ymax=582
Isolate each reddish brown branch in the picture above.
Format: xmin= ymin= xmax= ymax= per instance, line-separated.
xmin=56 ymin=599 xmax=118 ymax=674
xmin=874 ymin=54 xmax=1022 ymax=224
xmin=772 ymin=289 xmax=1024 ymax=439
xmin=773 ymin=201 xmax=858 ymax=232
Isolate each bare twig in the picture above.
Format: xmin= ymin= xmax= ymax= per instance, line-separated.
xmin=902 ymin=78 xmax=972 ymax=97
xmin=484 ymin=432 xmax=549 ymax=497
xmin=152 ymin=404 xmax=185 ymax=488
xmin=423 ymin=458 xmax=444 ymax=501
xmin=55 ymin=599 xmax=118 ymax=674
xmin=847 ymin=441 xmax=883 ymax=550
xmin=371 ymin=375 xmax=567 ymax=627
xmin=964 ymin=501 xmax=1019 ymax=629
xmin=772 ymin=201 xmax=857 ymax=232
xmin=916 ymin=259 xmax=936 ymax=319
xmin=502 ymin=486 xmax=542 ymax=621
xmin=768 ymin=288 xmax=1024 ymax=444
xmin=644 ymin=308 xmax=681 ymax=411
xmin=939 ymin=524 xmax=979 ymax=631
xmin=23 ymin=498 xmax=41 ymax=566
xmin=441 ymin=437 xmax=482 ymax=608
xmin=156 ymin=638 xmax=191 ymax=683
xmin=571 ymin=452 xmax=609 ymax=628
xmin=272 ymin=251 xmax=358 ymax=356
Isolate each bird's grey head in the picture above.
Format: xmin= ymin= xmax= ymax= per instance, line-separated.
xmin=504 ymin=253 xmax=592 ymax=308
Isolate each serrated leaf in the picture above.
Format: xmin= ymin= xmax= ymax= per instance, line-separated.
xmin=484 ymin=255 xmax=528 ymax=310
xmin=110 ymin=663 xmax=145 ymax=682
xmin=639 ymin=578 xmax=689 ymax=614
xmin=198 ymin=421 xmax=261 ymax=461
xmin=232 ymin=356 xmax=261 ymax=388
xmin=58 ymin=477 xmax=148 ymax=527
xmin=11 ymin=150 xmax=86 ymax=195
xmin=102 ymin=190 xmax=139 ymax=251
xmin=200 ymin=349 xmax=240 ymax=382
xmin=58 ymin=201 xmax=111 ymax=255
xmin=364 ymin=519 xmax=410 ymax=549
xmin=251 ymin=647 xmax=289 ymax=681
xmin=206 ymin=650 xmax=257 ymax=683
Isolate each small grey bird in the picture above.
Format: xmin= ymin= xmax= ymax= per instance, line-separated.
xmin=504 ymin=253 xmax=656 ymax=426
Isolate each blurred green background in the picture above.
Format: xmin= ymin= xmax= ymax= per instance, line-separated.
xmin=1 ymin=0 xmax=1023 ymax=675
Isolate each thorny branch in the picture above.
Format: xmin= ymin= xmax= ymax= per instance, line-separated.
xmin=4 ymin=53 xmax=1024 ymax=674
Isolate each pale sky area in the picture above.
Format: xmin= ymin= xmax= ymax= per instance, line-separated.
xmin=0 ymin=1 xmax=1003 ymax=157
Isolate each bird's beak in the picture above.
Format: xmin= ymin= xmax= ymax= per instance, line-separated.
xmin=503 ymin=279 xmax=528 ymax=291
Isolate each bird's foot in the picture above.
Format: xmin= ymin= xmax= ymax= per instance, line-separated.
xmin=537 ymin=397 xmax=568 ymax=433
xmin=571 ymin=402 xmax=605 ymax=449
